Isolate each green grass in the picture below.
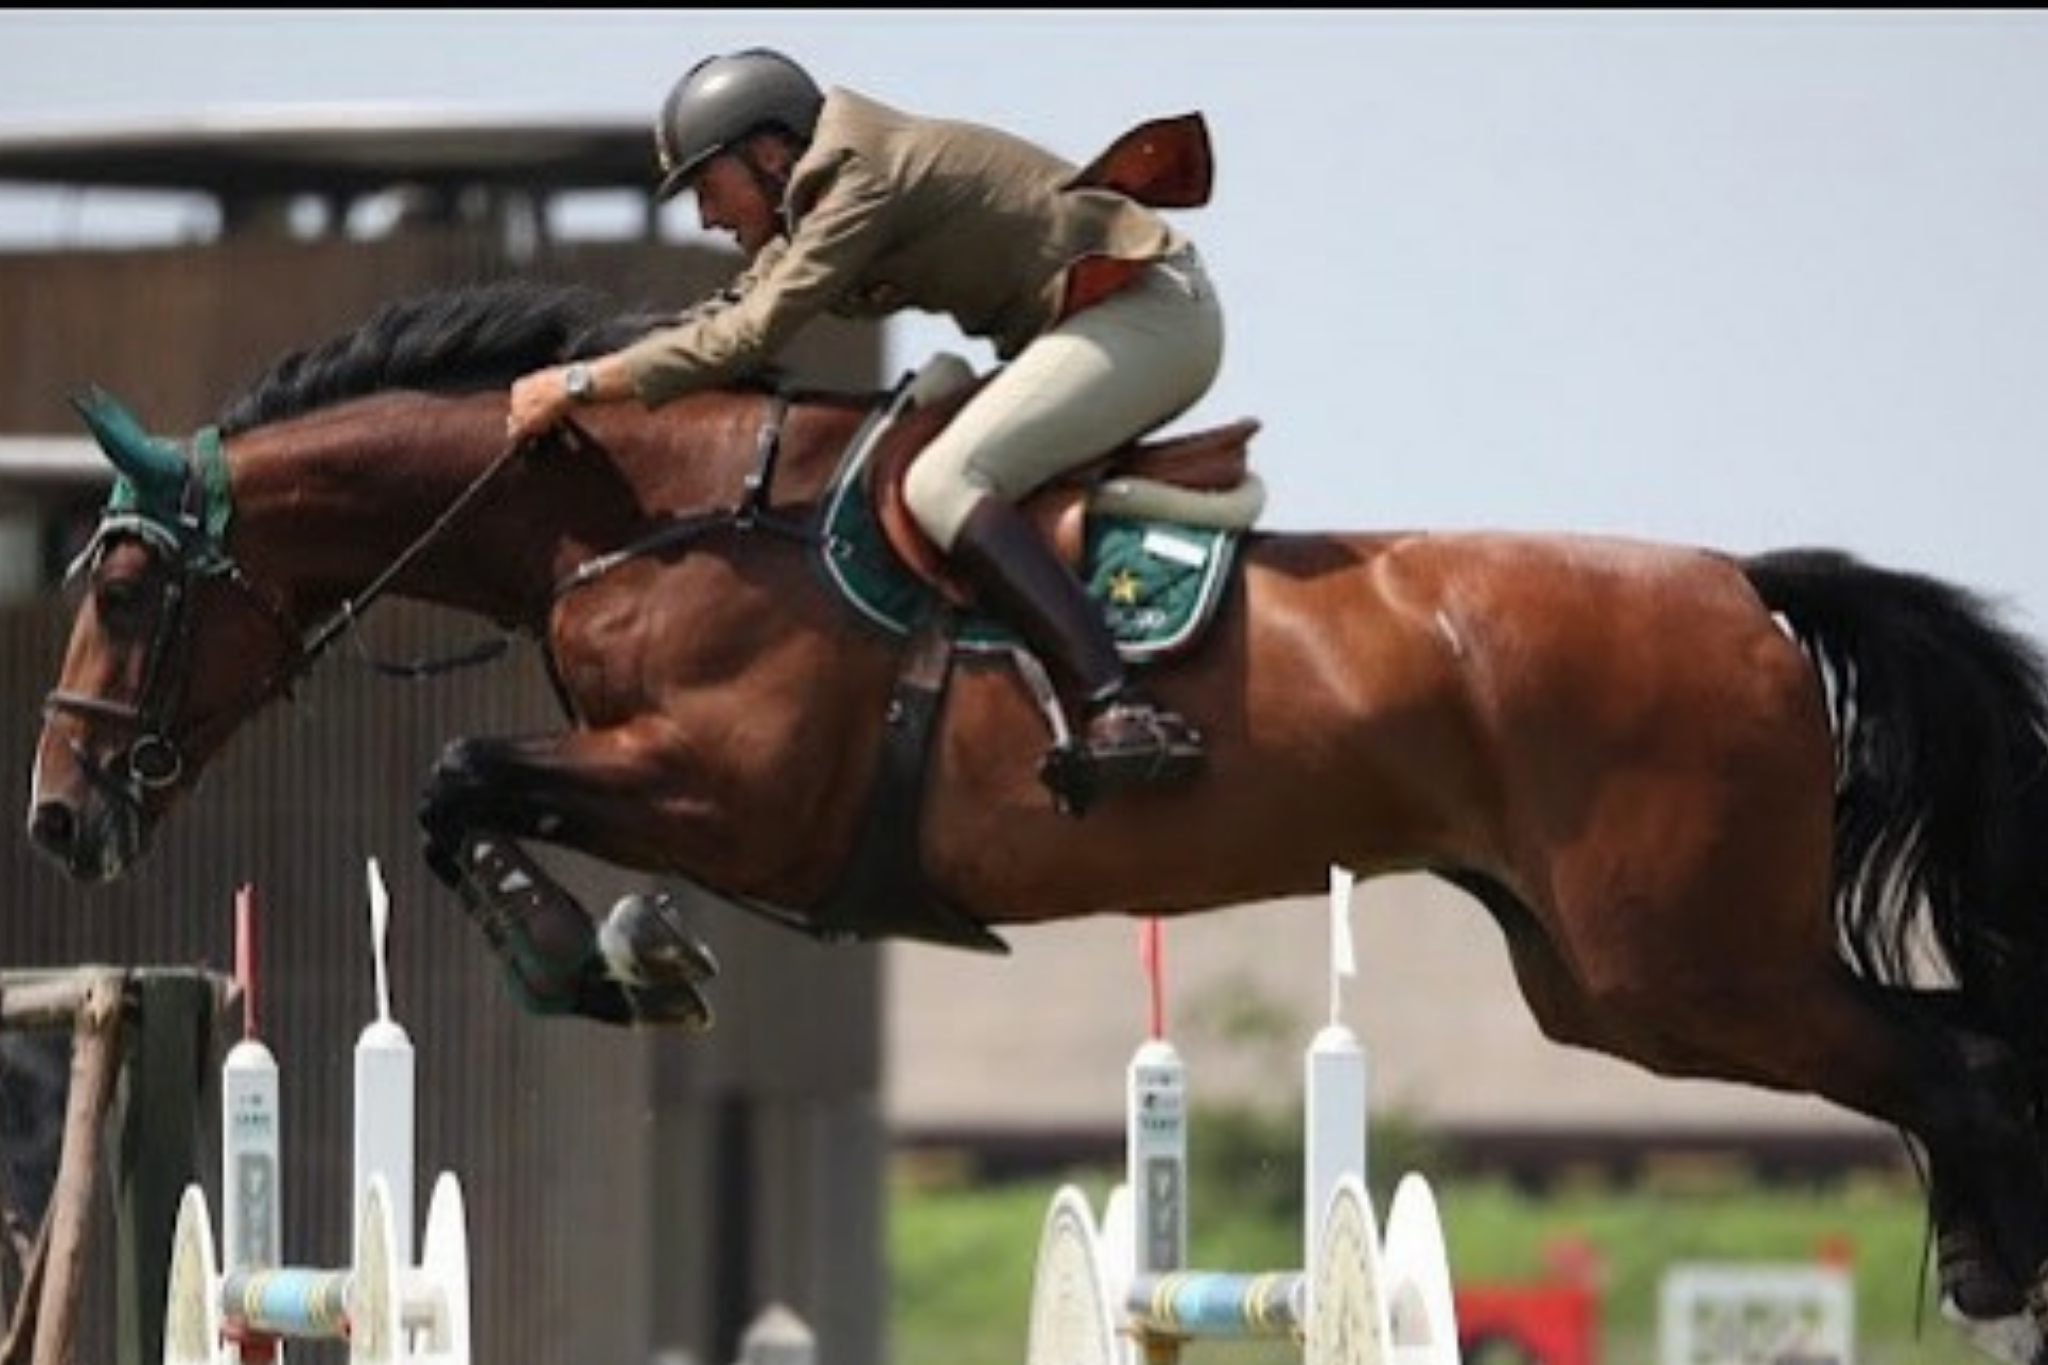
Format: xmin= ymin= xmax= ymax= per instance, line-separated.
xmin=885 ymin=1157 xmax=1988 ymax=1365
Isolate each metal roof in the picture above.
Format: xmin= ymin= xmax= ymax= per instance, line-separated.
xmin=0 ymin=106 xmax=663 ymax=200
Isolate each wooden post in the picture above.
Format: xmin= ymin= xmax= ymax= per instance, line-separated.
xmin=0 ymin=1219 xmax=49 ymax=1365
xmin=0 ymin=968 xmax=227 ymax=1365
xmin=31 ymin=971 xmax=124 ymax=1365
xmin=2 ymin=969 xmax=129 ymax=1365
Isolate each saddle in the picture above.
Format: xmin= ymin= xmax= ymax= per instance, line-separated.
xmin=789 ymin=358 xmax=1264 ymax=954
xmin=864 ymin=363 xmax=1264 ymax=608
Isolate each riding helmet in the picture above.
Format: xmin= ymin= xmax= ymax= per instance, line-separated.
xmin=653 ymin=48 xmax=824 ymax=202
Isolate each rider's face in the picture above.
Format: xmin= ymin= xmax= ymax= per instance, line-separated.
xmin=690 ymin=152 xmax=779 ymax=257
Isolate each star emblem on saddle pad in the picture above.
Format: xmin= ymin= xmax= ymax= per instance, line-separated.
xmin=1106 ymin=568 xmax=1143 ymax=605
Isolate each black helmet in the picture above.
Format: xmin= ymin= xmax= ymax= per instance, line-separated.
xmin=653 ymin=48 xmax=824 ymax=203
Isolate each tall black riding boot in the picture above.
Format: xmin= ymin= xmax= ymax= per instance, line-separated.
xmin=948 ymin=497 xmax=1205 ymax=811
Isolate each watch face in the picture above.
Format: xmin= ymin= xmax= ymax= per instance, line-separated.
xmin=566 ymin=363 xmax=592 ymax=400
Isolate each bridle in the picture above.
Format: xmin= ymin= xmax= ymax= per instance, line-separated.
xmin=43 ymin=508 xmax=305 ymax=810
xmin=43 ymin=424 xmax=528 ymax=815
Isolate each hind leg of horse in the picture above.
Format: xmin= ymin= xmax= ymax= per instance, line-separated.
xmin=1527 ymin=886 xmax=2048 ymax=1345
xmin=1443 ymin=872 xmax=1641 ymax=1059
xmin=417 ymin=730 xmax=718 ymax=1029
xmin=1792 ymin=981 xmax=2048 ymax=1365
xmin=1862 ymin=983 xmax=2048 ymax=1335
xmin=1721 ymin=998 xmax=2042 ymax=1353
xmin=1492 ymin=709 xmax=2048 ymax=1354
xmin=1545 ymin=860 xmax=2048 ymax=1348
xmin=1494 ymin=612 xmax=2048 ymax=1356
xmin=1496 ymin=877 xmax=2047 ymax=1353
xmin=1461 ymin=866 xmax=2039 ymax=1324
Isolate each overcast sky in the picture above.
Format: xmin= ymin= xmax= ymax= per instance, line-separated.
xmin=6 ymin=10 xmax=2047 ymax=633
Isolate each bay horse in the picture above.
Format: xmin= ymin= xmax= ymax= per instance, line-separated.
xmin=24 ymin=280 xmax=2048 ymax=1361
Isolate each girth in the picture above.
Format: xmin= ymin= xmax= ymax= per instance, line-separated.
xmin=798 ymin=608 xmax=1011 ymax=954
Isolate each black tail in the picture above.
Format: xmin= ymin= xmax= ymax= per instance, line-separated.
xmin=1744 ymin=548 xmax=2048 ymax=1075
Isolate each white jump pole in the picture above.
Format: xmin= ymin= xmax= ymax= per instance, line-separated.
xmin=221 ymin=884 xmax=283 ymax=1274
xmin=1128 ymin=917 xmax=1188 ymax=1284
xmin=1304 ymin=864 xmax=1367 ymax=1291
xmin=165 ymin=871 xmax=472 ymax=1365
xmin=355 ymin=857 xmax=416 ymax=1269
xmin=1027 ymin=864 xmax=1457 ymax=1365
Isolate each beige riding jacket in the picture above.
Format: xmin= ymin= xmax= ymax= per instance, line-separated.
xmin=619 ymin=87 xmax=1189 ymax=405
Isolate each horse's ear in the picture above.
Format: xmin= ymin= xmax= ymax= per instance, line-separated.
xmin=69 ymin=386 xmax=186 ymax=503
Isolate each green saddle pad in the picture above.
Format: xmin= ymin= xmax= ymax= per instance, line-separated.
xmin=818 ymin=449 xmax=1241 ymax=662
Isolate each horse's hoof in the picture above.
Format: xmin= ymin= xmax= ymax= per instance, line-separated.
xmin=1942 ymin=1297 xmax=2043 ymax=1365
xmin=623 ymin=978 xmax=716 ymax=1033
xmin=593 ymin=893 xmax=720 ymax=1031
xmin=566 ymin=969 xmax=714 ymax=1032
xmin=421 ymin=834 xmax=463 ymax=889
xmin=1942 ymin=1228 xmax=2029 ymax=1319
xmin=599 ymin=892 xmax=720 ymax=986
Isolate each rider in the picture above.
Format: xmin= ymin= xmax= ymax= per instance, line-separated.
xmin=506 ymin=47 xmax=1225 ymax=808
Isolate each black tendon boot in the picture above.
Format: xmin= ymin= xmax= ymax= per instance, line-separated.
xmin=948 ymin=497 xmax=1205 ymax=811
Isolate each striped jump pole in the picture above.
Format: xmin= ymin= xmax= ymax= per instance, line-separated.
xmin=1024 ymin=865 xmax=1460 ymax=1365
xmin=161 ymin=862 xmax=472 ymax=1365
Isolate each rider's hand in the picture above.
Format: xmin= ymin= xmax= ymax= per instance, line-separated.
xmin=506 ymin=368 xmax=575 ymax=445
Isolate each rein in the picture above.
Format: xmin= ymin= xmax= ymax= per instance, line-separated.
xmin=302 ymin=436 xmax=532 ymax=673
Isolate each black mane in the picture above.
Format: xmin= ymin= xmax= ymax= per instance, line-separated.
xmin=217 ymin=279 xmax=664 ymax=435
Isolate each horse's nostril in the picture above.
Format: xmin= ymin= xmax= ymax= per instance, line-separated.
xmin=28 ymin=801 xmax=75 ymax=854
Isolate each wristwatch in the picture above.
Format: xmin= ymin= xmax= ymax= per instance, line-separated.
xmin=563 ymin=362 xmax=595 ymax=404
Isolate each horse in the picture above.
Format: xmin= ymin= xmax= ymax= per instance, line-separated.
xmin=24 ymin=278 xmax=2048 ymax=1362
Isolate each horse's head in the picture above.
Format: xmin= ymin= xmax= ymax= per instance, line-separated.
xmin=27 ymin=389 xmax=305 ymax=882
xmin=26 ymin=279 xmax=809 ymax=885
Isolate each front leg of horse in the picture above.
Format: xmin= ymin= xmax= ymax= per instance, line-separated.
xmin=418 ymin=734 xmax=717 ymax=1031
